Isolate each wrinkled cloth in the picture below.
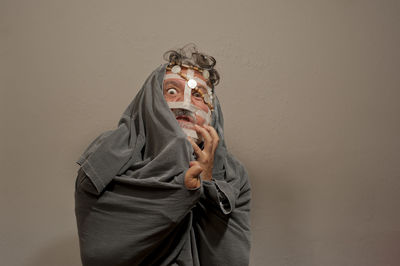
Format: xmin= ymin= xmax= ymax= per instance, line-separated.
xmin=74 ymin=63 xmax=251 ymax=266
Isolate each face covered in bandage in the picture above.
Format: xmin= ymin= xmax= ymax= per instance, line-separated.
xmin=163 ymin=64 xmax=214 ymax=144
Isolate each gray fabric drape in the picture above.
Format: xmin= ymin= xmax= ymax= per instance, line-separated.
xmin=74 ymin=63 xmax=251 ymax=266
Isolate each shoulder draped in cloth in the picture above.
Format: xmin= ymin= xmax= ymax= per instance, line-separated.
xmin=74 ymin=63 xmax=252 ymax=266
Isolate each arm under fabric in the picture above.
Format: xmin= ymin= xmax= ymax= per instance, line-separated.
xmin=74 ymin=168 xmax=202 ymax=266
xmin=194 ymin=155 xmax=252 ymax=266
xmin=201 ymin=177 xmax=236 ymax=215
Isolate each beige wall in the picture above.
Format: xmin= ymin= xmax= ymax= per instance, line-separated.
xmin=1 ymin=0 xmax=400 ymax=265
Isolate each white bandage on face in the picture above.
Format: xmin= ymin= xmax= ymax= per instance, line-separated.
xmin=164 ymin=72 xmax=212 ymax=143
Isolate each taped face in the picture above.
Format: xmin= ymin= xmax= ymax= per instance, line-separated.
xmin=163 ymin=66 xmax=212 ymax=143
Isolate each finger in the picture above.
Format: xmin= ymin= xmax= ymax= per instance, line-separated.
xmin=189 ymin=160 xmax=200 ymax=168
xmin=187 ymin=136 xmax=203 ymax=158
xmin=194 ymin=125 xmax=213 ymax=153
xmin=187 ymin=163 xmax=203 ymax=178
xmin=185 ymin=163 xmax=202 ymax=189
xmin=204 ymin=125 xmax=220 ymax=152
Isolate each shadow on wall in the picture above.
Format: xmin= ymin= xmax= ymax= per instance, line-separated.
xmin=28 ymin=235 xmax=81 ymax=266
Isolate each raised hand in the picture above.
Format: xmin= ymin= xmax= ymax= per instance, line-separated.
xmin=187 ymin=125 xmax=220 ymax=181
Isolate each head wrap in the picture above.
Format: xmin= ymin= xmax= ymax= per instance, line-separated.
xmin=76 ymin=63 xmax=229 ymax=194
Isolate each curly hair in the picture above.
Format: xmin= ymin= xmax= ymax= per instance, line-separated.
xmin=163 ymin=43 xmax=220 ymax=89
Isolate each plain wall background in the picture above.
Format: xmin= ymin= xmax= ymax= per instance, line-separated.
xmin=1 ymin=0 xmax=400 ymax=265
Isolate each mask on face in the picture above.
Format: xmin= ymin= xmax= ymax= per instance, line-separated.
xmin=164 ymin=64 xmax=214 ymax=143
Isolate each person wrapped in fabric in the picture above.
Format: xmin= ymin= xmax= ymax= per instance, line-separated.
xmin=74 ymin=43 xmax=251 ymax=266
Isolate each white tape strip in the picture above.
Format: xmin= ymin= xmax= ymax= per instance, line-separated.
xmin=164 ymin=73 xmax=184 ymax=80
xmin=164 ymin=73 xmax=212 ymax=93
xmin=195 ymin=109 xmax=211 ymax=124
xmin=167 ymin=101 xmax=197 ymax=113
xmin=182 ymin=127 xmax=199 ymax=140
xmin=186 ymin=69 xmax=194 ymax=79
xmin=184 ymin=83 xmax=191 ymax=105
xmin=167 ymin=101 xmax=211 ymax=125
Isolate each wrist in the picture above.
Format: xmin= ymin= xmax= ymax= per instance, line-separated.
xmin=201 ymin=171 xmax=213 ymax=181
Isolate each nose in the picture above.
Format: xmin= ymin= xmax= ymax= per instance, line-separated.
xmin=175 ymin=91 xmax=185 ymax=102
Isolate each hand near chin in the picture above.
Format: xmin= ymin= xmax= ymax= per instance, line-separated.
xmin=187 ymin=124 xmax=220 ymax=182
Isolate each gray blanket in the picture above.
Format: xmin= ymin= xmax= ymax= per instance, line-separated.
xmin=74 ymin=63 xmax=251 ymax=266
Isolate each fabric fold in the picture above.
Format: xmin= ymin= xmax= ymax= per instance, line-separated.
xmin=201 ymin=179 xmax=235 ymax=214
xmin=75 ymin=169 xmax=202 ymax=266
xmin=74 ymin=62 xmax=251 ymax=266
